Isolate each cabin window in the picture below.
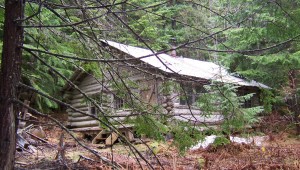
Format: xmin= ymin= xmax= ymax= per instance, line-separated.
xmin=243 ymin=94 xmax=259 ymax=108
xmin=239 ymin=89 xmax=259 ymax=108
xmin=179 ymin=85 xmax=205 ymax=106
xmin=88 ymin=103 xmax=98 ymax=115
xmin=114 ymin=96 xmax=125 ymax=110
xmin=90 ymin=106 xmax=97 ymax=115
xmin=88 ymin=94 xmax=101 ymax=115
xmin=179 ymin=86 xmax=194 ymax=105
xmin=242 ymin=95 xmax=253 ymax=108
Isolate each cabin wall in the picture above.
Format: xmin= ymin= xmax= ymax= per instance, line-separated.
xmin=66 ymin=63 xmax=162 ymax=128
xmin=66 ymin=70 xmax=262 ymax=128
xmin=66 ymin=75 xmax=106 ymax=128
xmin=159 ymin=83 xmax=262 ymax=125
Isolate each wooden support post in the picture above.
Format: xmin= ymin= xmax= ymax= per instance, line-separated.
xmin=92 ymin=130 xmax=108 ymax=144
xmin=18 ymin=100 xmax=30 ymax=129
xmin=55 ymin=133 xmax=66 ymax=163
xmin=105 ymin=132 xmax=118 ymax=146
xmin=124 ymin=130 xmax=134 ymax=142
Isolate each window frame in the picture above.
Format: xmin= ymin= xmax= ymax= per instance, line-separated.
xmin=179 ymin=85 xmax=205 ymax=106
xmin=113 ymin=95 xmax=125 ymax=110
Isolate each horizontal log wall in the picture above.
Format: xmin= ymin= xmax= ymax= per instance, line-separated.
xmin=66 ymin=66 xmax=157 ymax=129
xmin=67 ymin=75 xmax=103 ymax=128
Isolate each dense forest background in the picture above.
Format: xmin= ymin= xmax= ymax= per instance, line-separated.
xmin=0 ymin=0 xmax=300 ymax=169
xmin=0 ymin=0 xmax=299 ymax=111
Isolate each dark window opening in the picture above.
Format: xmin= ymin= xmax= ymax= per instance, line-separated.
xmin=90 ymin=106 xmax=97 ymax=115
xmin=88 ymin=94 xmax=101 ymax=115
xmin=180 ymin=86 xmax=193 ymax=105
xmin=243 ymin=98 xmax=253 ymax=108
xmin=114 ymin=96 xmax=125 ymax=110
xmin=179 ymin=85 xmax=205 ymax=106
xmin=239 ymin=89 xmax=259 ymax=108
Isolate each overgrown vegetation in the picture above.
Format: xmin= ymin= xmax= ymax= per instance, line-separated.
xmin=1 ymin=0 xmax=300 ymax=169
xmin=198 ymin=83 xmax=263 ymax=135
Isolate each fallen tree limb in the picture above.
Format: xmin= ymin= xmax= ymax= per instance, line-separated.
xmin=15 ymin=161 xmax=28 ymax=166
xmin=55 ymin=133 xmax=67 ymax=168
xmin=26 ymin=131 xmax=48 ymax=144
xmin=78 ymin=155 xmax=96 ymax=163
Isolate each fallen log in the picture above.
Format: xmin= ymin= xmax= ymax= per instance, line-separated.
xmin=26 ymin=131 xmax=48 ymax=144
xmin=69 ymin=120 xmax=99 ymax=128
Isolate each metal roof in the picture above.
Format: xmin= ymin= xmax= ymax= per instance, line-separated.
xmin=101 ymin=40 xmax=269 ymax=88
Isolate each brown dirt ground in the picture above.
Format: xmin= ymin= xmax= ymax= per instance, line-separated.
xmin=15 ymin=113 xmax=300 ymax=170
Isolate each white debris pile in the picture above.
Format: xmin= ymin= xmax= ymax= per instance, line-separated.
xmin=16 ymin=124 xmax=48 ymax=153
xmin=190 ymin=135 xmax=217 ymax=150
xmin=190 ymin=135 xmax=269 ymax=150
xmin=230 ymin=136 xmax=252 ymax=145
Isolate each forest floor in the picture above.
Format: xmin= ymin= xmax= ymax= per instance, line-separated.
xmin=15 ymin=113 xmax=300 ymax=170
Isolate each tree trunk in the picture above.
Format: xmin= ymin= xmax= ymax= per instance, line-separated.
xmin=295 ymin=99 xmax=300 ymax=135
xmin=287 ymin=69 xmax=300 ymax=135
xmin=0 ymin=0 xmax=24 ymax=169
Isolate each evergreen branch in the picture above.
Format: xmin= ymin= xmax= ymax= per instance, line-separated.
xmin=21 ymin=13 xmax=108 ymax=28
xmin=175 ymin=2 xmax=270 ymax=50
xmin=18 ymin=1 xmax=43 ymax=22
xmin=179 ymin=84 xmax=207 ymax=130
xmin=41 ymin=2 xmax=100 ymax=45
xmin=272 ymin=1 xmax=299 ymax=26
xmin=184 ymin=33 xmax=300 ymax=56
xmin=35 ymin=0 xmax=127 ymax=10
xmin=123 ymin=1 xmax=237 ymax=54
xmin=113 ymin=1 xmax=168 ymax=13
xmin=125 ymin=1 xmax=209 ymax=35
xmin=183 ymin=0 xmax=231 ymax=23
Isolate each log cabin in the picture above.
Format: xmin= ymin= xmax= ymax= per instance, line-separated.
xmin=62 ymin=40 xmax=269 ymax=130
